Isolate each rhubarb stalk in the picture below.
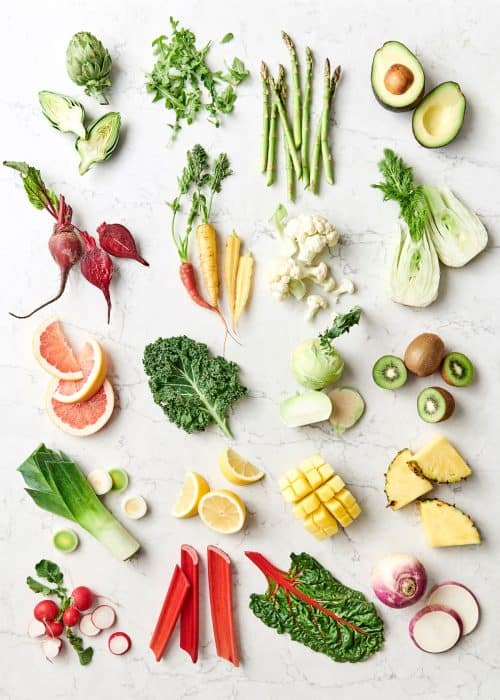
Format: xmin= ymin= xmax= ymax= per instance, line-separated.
xmin=180 ymin=545 xmax=199 ymax=663
xmin=150 ymin=565 xmax=190 ymax=661
xmin=207 ymin=546 xmax=239 ymax=666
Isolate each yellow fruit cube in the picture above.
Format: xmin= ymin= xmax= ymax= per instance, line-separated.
xmin=325 ymin=498 xmax=353 ymax=527
xmin=286 ymin=467 xmax=302 ymax=483
xmin=303 ymin=468 xmax=323 ymax=489
xmin=291 ymin=476 xmax=312 ymax=500
xmin=348 ymin=502 xmax=362 ymax=519
xmin=316 ymin=475 xmax=344 ymax=503
xmin=292 ymin=492 xmax=320 ymax=519
xmin=335 ymin=488 xmax=356 ymax=510
xmin=303 ymin=515 xmax=321 ymax=535
xmin=312 ymin=505 xmax=339 ymax=534
xmin=279 ymin=475 xmax=290 ymax=490
xmin=310 ymin=454 xmax=326 ymax=468
xmin=329 ymin=474 xmax=345 ymax=492
xmin=281 ymin=486 xmax=296 ymax=503
xmin=318 ymin=463 xmax=335 ymax=481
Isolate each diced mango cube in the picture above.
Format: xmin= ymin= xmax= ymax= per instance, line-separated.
xmin=325 ymin=498 xmax=353 ymax=527
xmin=329 ymin=475 xmax=345 ymax=492
xmin=310 ymin=454 xmax=326 ymax=467
xmin=312 ymin=505 xmax=339 ymax=533
xmin=318 ymin=463 xmax=334 ymax=481
xmin=335 ymin=488 xmax=356 ymax=510
xmin=348 ymin=502 xmax=362 ymax=519
xmin=279 ymin=475 xmax=290 ymax=490
xmin=291 ymin=476 xmax=313 ymax=500
xmin=281 ymin=486 xmax=297 ymax=503
xmin=286 ymin=467 xmax=302 ymax=482
xmin=303 ymin=515 xmax=321 ymax=535
xmin=304 ymin=468 xmax=323 ymax=489
xmin=292 ymin=492 xmax=320 ymax=519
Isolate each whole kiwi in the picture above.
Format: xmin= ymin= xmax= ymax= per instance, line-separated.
xmin=404 ymin=333 xmax=445 ymax=377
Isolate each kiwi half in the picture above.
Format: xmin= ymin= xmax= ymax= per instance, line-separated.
xmin=417 ymin=387 xmax=455 ymax=423
xmin=441 ymin=352 xmax=474 ymax=387
xmin=373 ymin=355 xmax=408 ymax=389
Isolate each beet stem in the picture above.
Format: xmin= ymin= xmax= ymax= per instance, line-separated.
xmin=9 ymin=268 xmax=69 ymax=319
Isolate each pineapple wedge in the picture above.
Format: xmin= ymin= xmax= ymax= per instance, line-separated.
xmin=385 ymin=448 xmax=433 ymax=510
xmin=419 ymin=499 xmax=481 ymax=547
xmin=410 ymin=436 xmax=472 ymax=483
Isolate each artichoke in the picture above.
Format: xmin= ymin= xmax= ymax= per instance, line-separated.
xmin=75 ymin=112 xmax=121 ymax=175
xmin=66 ymin=32 xmax=112 ymax=105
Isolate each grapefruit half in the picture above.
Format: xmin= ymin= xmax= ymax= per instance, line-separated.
xmin=33 ymin=318 xmax=83 ymax=380
xmin=52 ymin=338 xmax=108 ymax=404
xmin=46 ymin=378 xmax=115 ymax=436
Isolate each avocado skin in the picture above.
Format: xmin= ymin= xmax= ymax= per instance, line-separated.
xmin=371 ymin=40 xmax=425 ymax=112
xmin=412 ymin=81 xmax=466 ymax=148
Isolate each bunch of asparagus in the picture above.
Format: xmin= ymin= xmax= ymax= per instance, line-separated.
xmin=261 ymin=32 xmax=341 ymax=200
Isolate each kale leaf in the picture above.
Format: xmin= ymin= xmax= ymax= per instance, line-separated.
xmin=143 ymin=335 xmax=247 ymax=439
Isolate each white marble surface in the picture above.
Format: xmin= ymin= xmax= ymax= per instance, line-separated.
xmin=1 ymin=1 xmax=499 ymax=698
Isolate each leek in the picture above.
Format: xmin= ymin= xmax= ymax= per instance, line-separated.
xmin=389 ymin=222 xmax=440 ymax=307
xmin=423 ymin=186 xmax=488 ymax=267
xmin=18 ymin=444 xmax=140 ymax=561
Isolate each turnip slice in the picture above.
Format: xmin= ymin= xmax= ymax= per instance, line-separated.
xmin=108 ymin=631 xmax=131 ymax=655
xmin=280 ymin=391 xmax=332 ymax=427
xmin=91 ymin=605 xmax=116 ymax=630
xmin=28 ymin=619 xmax=46 ymax=638
xmin=427 ymin=582 xmax=479 ymax=635
xmin=42 ymin=637 xmax=62 ymax=659
xmin=79 ymin=613 xmax=101 ymax=637
xmin=409 ymin=604 xmax=463 ymax=653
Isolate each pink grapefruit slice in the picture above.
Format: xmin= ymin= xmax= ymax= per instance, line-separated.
xmin=33 ymin=317 xmax=83 ymax=380
xmin=46 ymin=378 xmax=115 ymax=436
xmin=52 ymin=338 xmax=108 ymax=404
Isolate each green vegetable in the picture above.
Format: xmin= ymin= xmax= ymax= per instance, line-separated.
xmin=27 ymin=560 xmax=93 ymax=665
xmin=146 ymin=17 xmax=249 ymax=138
xmin=18 ymin=444 xmax=140 ymax=561
xmin=109 ymin=468 xmax=129 ymax=492
xmin=220 ymin=33 xmax=234 ymax=44
xmin=301 ymin=47 xmax=313 ymax=186
xmin=282 ymin=32 xmax=301 ymax=149
xmin=277 ymin=66 xmax=295 ymax=201
xmin=260 ymin=62 xmax=271 ymax=174
xmin=247 ymin=551 xmax=384 ymax=663
xmin=38 ymin=91 xmax=86 ymax=138
xmin=75 ymin=112 xmax=121 ymax=175
xmin=66 ymin=31 xmax=112 ymax=105
xmin=319 ymin=305 xmax=362 ymax=353
xmin=143 ymin=335 xmax=247 ymax=439
xmin=321 ymin=62 xmax=340 ymax=186
xmin=3 ymin=161 xmax=59 ymax=214
xmin=268 ymin=77 xmax=302 ymax=179
xmin=53 ymin=529 xmax=79 ymax=553
xmin=265 ymin=64 xmax=284 ymax=187
xmin=423 ymin=185 xmax=488 ymax=267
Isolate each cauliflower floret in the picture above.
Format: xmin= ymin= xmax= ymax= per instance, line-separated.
xmin=268 ymin=258 xmax=305 ymax=300
xmin=332 ymin=277 xmax=355 ymax=302
xmin=303 ymin=262 xmax=337 ymax=292
xmin=305 ymin=294 xmax=328 ymax=321
xmin=284 ymin=214 xmax=339 ymax=265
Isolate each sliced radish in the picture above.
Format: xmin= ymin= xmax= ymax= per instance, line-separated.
xmin=79 ymin=613 xmax=101 ymax=637
xmin=28 ymin=619 xmax=46 ymax=638
xmin=42 ymin=637 xmax=62 ymax=659
xmin=91 ymin=605 xmax=116 ymax=630
xmin=108 ymin=631 xmax=131 ymax=655
xmin=409 ymin=604 xmax=463 ymax=653
xmin=427 ymin=582 xmax=479 ymax=635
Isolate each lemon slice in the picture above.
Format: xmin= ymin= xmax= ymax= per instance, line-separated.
xmin=171 ymin=472 xmax=210 ymax=518
xmin=198 ymin=489 xmax=246 ymax=534
xmin=219 ymin=448 xmax=265 ymax=485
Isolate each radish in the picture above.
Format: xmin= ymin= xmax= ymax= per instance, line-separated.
xmin=28 ymin=619 xmax=46 ymax=638
xmin=44 ymin=620 xmax=64 ymax=637
xmin=409 ymin=604 xmax=463 ymax=653
xmin=108 ymin=631 xmax=131 ymax=655
xmin=62 ymin=606 xmax=81 ymax=627
xmin=34 ymin=599 xmax=59 ymax=622
xmin=91 ymin=605 xmax=116 ymax=630
xmin=371 ymin=553 xmax=427 ymax=608
xmin=79 ymin=613 xmax=101 ymax=637
xmin=42 ymin=637 xmax=62 ymax=659
xmin=426 ymin=582 xmax=479 ymax=635
xmin=72 ymin=586 xmax=94 ymax=611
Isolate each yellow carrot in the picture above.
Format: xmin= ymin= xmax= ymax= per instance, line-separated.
xmin=224 ymin=232 xmax=241 ymax=325
xmin=196 ymin=223 xmax=219 ymax=308
xmin=234 ymin=254 xmax=254 ymax=324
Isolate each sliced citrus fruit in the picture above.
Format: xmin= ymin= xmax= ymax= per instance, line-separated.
xmin=171 ymin=472 xmax=210 ymax=518
xmin=33 ymin=317 xmax=82 ymax=380
xmin=198 ymin=489 xmax=246 ymax=534
xmin=219 ymin=447 xmax=264 ymax=485
xmin=46 ymin=378 xmax=114 ymax=436
xmin=52 ymin=338 xmax=108 ymax=404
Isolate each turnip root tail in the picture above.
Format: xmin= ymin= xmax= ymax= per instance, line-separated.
xmin=9 ymin=268 xmax=69 ymax=319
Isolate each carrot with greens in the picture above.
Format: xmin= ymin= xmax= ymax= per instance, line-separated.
xmin=207 ymin=546 xmax=239 ymax=666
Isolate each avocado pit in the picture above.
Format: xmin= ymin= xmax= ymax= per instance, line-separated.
xmin=384 ymin=64 xmax=414 ymax=95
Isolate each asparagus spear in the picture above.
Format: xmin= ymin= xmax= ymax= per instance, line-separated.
xmin=321 ymin=63 xmax=341 ymax=186
xmin=265 ymin=64 xmax=279 ymax=186
xmin=301 ymin=47 xmax=313 ymax=188
xmin=282 ymin=31 xmax=301 ymax=149
xmin=260 ymin=62 xmax=271 ymax=174
xmin=268 ymin=77 xmax=302 ymax=179
xmin=309 ymin=115 xmax=322 ymax=194
xmin=278 ymin=66 xmax=295 ymax=202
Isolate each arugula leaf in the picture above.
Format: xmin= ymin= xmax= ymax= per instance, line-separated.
xmin=3 ymin=161 xmax=59 ymax=214
xmin=319 ymin=306 xmax=361 ymax=353
xmin=220 ymin=32 xmax=234 ymax=44
xmin=248 ymin=551 xmax=384 ymax=663
xmin=66 ymin=627 xmax=94 ymax=666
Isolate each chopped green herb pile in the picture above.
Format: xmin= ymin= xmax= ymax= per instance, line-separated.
xmin=27 ymin=560 xmax=93 ymax=665
xmin=146 ymin=17 xmax=249 ymax=137
xmin=143 ymin=335 xmax=247 ymax=439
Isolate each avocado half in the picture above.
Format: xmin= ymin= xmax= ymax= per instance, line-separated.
xmin=371 ymin=41 xmax=425 ymax=111
xmin=412 ymin=82 xmax=466 ymax=148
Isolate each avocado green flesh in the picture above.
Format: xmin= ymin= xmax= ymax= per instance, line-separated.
xmin=371 ymin=41 xmax=425 ymax=110
xmin=412 ymin=82 xmax=466 ymax=148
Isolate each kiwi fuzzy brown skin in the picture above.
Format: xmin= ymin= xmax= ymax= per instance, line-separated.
xmin=417 ymin=386 xmax=455 ymax=423
xmin=404 ymin=333 xmax=445 ymax=377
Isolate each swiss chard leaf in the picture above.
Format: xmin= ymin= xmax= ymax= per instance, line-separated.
xmin=249 ymin=552 xmax=384 ymax=663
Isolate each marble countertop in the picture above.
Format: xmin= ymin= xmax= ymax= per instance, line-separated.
xmin=1 ymin=1 xmax=499 ymax=698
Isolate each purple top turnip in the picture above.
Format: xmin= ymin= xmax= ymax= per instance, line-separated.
xmin=372 ymin=552 xmax=427 ymax=608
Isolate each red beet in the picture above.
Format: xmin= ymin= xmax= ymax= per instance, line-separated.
xmin=80 ymin=231 xmax=114 ymax=323
xmin=97 ymin=222 xmax=149 ymax=266
xmin=10 ymin=195 xmax=82 ymax=319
